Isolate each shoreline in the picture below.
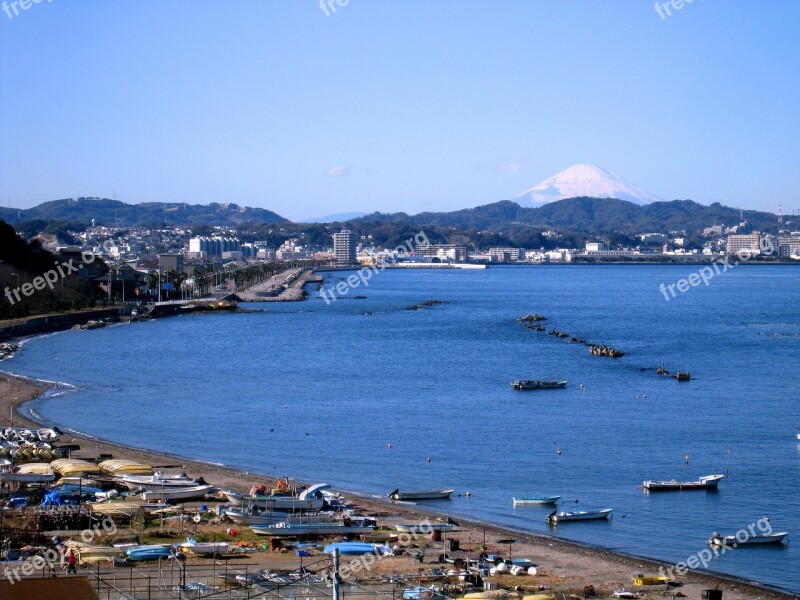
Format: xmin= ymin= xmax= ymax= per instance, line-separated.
xmin=1 ymin=370 xmax=797 ymax=598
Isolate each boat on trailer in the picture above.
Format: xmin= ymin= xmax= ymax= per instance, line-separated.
xmin=547 ymin=508 xmax=613 ymax=523
xmin=643 ymin=474 xmax=725 ymax=491
xmin=513 ymin=496 xmax=560 ymax=506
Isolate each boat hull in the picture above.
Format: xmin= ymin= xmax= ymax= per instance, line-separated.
xmin=643 ymin=474 xmax=725 ymax=491
xmin=0 ymin=472 xmax=56 ymax=483
xmin=512 ymin=380 xmax=568 ymax=390
xmin=710 ymin=532 xmax=788 ymax=546
xmin=513 ymin=496 xmax=560 ymax=506
xmin=249 ymin=524 xmax=374 ymax=537
xmin=548 ymin=509 xmax=613 ymax=522
xmin=395 ymin=523 xmax=455 ymax=533
xmin=223 ymin=490 xmax=324 ymax=511
xmin=324 ymin=542 xmax=385 ymax=555
xmin=140 ymin=484 xmax=213 ymax=502
xmin=389 ymin=489 xmax=454 ymax=501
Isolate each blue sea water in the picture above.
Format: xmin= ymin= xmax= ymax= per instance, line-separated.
xmin=7 ymin=265 xmax=800 ymax=593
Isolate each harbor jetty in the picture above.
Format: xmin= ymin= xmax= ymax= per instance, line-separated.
xmin=233 ymin=268 xmax=319 ymax=302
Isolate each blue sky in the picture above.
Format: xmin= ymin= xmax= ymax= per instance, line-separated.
xmin=1 ymin=1 xmax=798 ymax=221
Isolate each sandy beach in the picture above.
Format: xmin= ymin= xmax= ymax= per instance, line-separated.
xmin=0 ymin=370 xmax=795 ymax=599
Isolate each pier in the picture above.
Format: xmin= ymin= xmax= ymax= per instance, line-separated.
xmin=233 ymin=268 xmax=321 ymax=302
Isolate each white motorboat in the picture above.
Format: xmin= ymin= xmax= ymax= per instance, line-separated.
xmin=222 ymin=482 xmax=329 ymax=511
xmin=547 ymin=508 xmax=613 ymax=523
xmin=175 ymin=538 xmax=229 ymax=555
xmin=141 ymin=484 xmax=214 ymax=502
xmin=389 ymin=489 xmax=454 ymax=501
xmin=513 ymin=495 xmax=560 ymax=506
xmin=708 ymin=531 xmax=788 ymax=546
xmin=119 ymin=471 xmax=200 ymax=491
xmin=0 ymin=469 xmax=56 ymax=483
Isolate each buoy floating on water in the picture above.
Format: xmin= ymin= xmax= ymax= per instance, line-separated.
xmin=426 ymin=457 xmax=432 ymax=463
xmin=387 ymin=443 xmax=392 ymax=449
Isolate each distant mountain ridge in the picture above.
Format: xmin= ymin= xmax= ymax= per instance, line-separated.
xmin=357 ymin=198 xmax=780 ymax=235
xmin=0 ymin=195 xmax=782 ymax=237
xmin=0 ymin=197 xmax=288 ymax=227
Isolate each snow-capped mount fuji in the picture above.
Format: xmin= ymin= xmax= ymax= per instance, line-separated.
xmin=515 ymin=164 xmax=664 ymax=206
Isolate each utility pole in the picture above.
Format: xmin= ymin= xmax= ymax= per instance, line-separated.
xmin=332 ymin=548 xmax=341 ymax=600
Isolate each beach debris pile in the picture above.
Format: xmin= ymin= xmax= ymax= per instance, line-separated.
xmin=72 ymin=320 xmax=107 ymax=331
xmin=0 ymin=343 xmax=19 ymax=361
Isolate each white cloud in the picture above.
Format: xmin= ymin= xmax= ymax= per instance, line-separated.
xmin=326 ymin=164 xmax=349 ymax=177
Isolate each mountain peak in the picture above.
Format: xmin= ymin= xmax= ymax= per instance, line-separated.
xmin=516 ymin=164 xmax=663 ymax=206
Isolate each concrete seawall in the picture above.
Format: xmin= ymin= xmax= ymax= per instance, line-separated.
xmin=0 ymin=307 xmax=133 ymax=341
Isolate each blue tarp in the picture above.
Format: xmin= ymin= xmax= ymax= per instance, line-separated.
xmin=40 ymin=491 xmax=64 ymax=507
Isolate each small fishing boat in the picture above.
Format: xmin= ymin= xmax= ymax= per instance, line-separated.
xmin=175 ymin=538 xmax=229 ymax=555
xmin=395 ymin=522 xmax=455 ymax=533
xmin=513 ymin=496 xmax=560 ymax=506
xmin=512 ymin=380 xmax=568 ymax=390
xmin=125 ymin=544 xmax=174 ymax=561
xmin=324 ymin=542 xmax=389 ymax=555
xmin=643 ymin=474 xmax=725 ymax=491
xmin=674 ymin=371 xmax=691 ymax=381
xmin=224 ymin=507 xmax=293 ymax=526
xmin=140 ymin=484 xmax=213 ymax=502
xmin=547 ymin=508 xmax=613 ymax=523
xmin=119 ymin=471 xmax=200 ymax=491
xmin=70 ymin=544 xmax=125 ymax=565
xmin=249 ymin=521 xmax=374 ymax=537
xmin=708 ymin=531 xmax=788 ymax=546
xmin=0 ymin=469 xmax=56 ymax=483
xmin=388 ymin=489 xmax=454 ymax=501
xmin=222 ymin=482 xmax=329 ymax=510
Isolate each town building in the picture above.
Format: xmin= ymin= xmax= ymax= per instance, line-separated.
xmin=726 ymin=233 xmax=761 ymax=255
xmin=415 ymin=244 xmax=467 ymax=262
xmin=333 ymin=229 xmax=357 ymax=266
xmin=778 ymin=235 xmax=800 ymax=257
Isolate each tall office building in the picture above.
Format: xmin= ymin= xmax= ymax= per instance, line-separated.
xmin=333 ymin=230 xmax=356 ymax=266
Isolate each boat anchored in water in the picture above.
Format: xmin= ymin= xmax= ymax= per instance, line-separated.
xmin=512 ymin=496 xmax=560 ymax=506
xmin=388 ymin=489 xmax=454 ymax=501
xmin=511 ymin=380 xmax=568 ymax=390
xmin=643 ymin=474 xmax=725 ymax=491
xmin=708 ymin=531 xmax=788 ymax=546
xmin=547 ymin=508 xmax=613 ymax=523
